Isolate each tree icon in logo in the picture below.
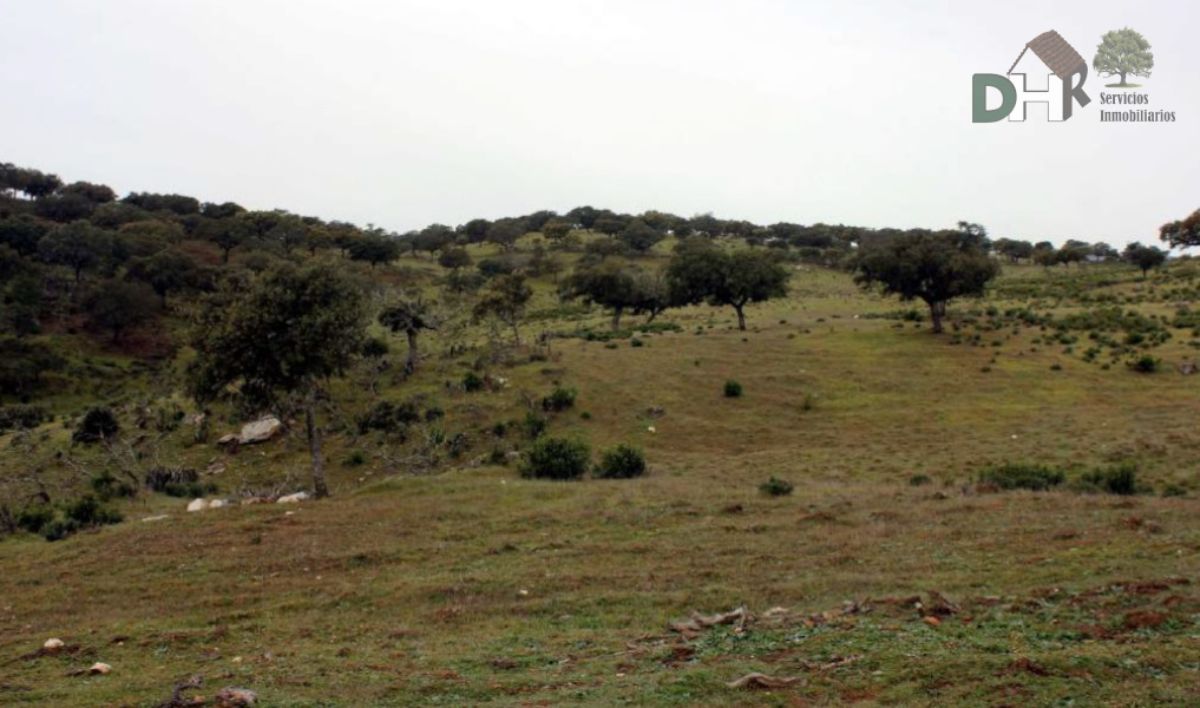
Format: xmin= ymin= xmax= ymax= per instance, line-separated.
xmin=1093 ymin=28 xmax=1153 ymax=88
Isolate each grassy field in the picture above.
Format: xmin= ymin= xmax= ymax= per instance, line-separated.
xmin=2 ymin=249 xmax=1199 ymax=705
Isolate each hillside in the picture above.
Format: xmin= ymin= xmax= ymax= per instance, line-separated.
xmin=1 ymin=165 xmax=1200 ymax=705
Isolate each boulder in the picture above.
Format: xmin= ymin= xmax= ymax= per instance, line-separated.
xmin=238 ymin=416 xmax=282 ymax=445
xmin=43 ymin=638 xmax=65 ymax=653
xmin=276 ymin=491 xmax=310 ymax=504
xmin=186 ymin=498 xmax=208 ymax=512
xmin=88 ymin=662 xmax=111 ymax=675
xmin=208 ymin=499 xmax=229 ymax=509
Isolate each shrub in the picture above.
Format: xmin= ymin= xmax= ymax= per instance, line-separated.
xmin=343 ymin=450 xmax=367 ymax=466
xmin=522 ymin=411 xmax=549 ymax=439
xmin=143 ymin=467 xmax=204 ymax=496
xmin=542 ymin=386 xmax=577 ymax=412
xmin=16 ymin=504 xmax=54 ymax=534
xmin=90 ymin=471 xmax=136 ymax=500
xmin=65 ymin=495 xmax=121 ymax=526
xmin=361 ymin=336 xmax=390 ymax=358
xmin=978 ymin=463 xmax=1065 ymax=491
xmin=594 ymin=444 xmax=646 ymax=479
xmin=72 ymin=407 xmax=119 ymax=444
xmin=0 ymin=404 xmax=49 ymax=432
xmin=1127 ymin=355 xmax=1160 ymax=373
xmin=1079 ymin=462 xmax=1139 ymax=495
xmin=356 ymin=400 xmax=420 ymax=434
xmin=759 ymin=476 xmax=793 ymax=496
xmin=521 ymin=437 xmax=591 ymax=480
xmin=462 ymin=371 xmax=485 ymax=392
xmin=724 ymin=380 xmax=743 ymax=398
xmin=908 ymin=474 xmax=931 ymax=487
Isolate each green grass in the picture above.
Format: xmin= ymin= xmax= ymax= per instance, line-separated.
xmin=1 ymin=251 xmax=1199 ymax=705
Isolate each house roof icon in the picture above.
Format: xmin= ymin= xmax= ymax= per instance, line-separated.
xmin=1007 ymin=30 xmax=1086 ymax=79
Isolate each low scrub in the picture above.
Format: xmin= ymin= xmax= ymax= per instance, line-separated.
xmin=542 ymin=386 xmax=577 ymax=412
xmin=72 ymin=407 xmax=119 ymax=444
xmin=18 ymin=495 xmax=123 ymax=542
xmin=1077 ymin=462 xmax=1140 ymax=495
xmin=521 ymin=437 xmax=590 ymax=480
xmin=594 ymin=444 xmax=646 ymax=479
xmin=759 ymin=476 xmax=794 ymax=496
xmin=978 ymin=463 xmax=1065 ymax=491
xmin=0 ymin=405 xmax=49 ymax=432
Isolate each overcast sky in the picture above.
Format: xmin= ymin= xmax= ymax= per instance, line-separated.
xmin=2 ymin=0 xmax=1197 ymax=246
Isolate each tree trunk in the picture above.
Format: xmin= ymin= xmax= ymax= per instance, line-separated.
xmin=1119 ymin=71 xmax=1127 ymax=86
xmin=511 ymin=320 xmax=522 ymax=346
xmin=734 ymin=304 xmax=747 ymax=331
xmin=305 ymin=392 xmax=329 ymax=499
xmin=928 ymin=300 xmax=947 ymax=334
xmin=405 ymin=329 xmax=419 ymax=373
xmin=611 ymin=306 xmax=623 ymax=332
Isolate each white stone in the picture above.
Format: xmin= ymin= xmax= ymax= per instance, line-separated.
xmin=43 ymin=638 xmax=65 ymax=651
xmin=88 ymin=662 xmax=111 ymax=675
xmin=276 ymin=491 xmax=310 ymax=504
xmin=141 ymin=515 xmax=169 ymax=522
xmin=238 ymin=416 xmax=283 ymax=444
xmin=186 ymin=498 xmax=208 ymax=512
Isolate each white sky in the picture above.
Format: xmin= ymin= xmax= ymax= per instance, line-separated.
xmin=2 ymin=0 xmax=1197 ymax=246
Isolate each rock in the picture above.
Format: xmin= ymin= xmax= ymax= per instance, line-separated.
xmin=216 ymin=433 xmax=238 ymax=446
xmin=208 ymin=499 xmax=229 ymax=509
xmin=238 ymin=416 xmax=282 ymax=445
xmin=187 ymin=498 xmax=208 ymax=512
xmin=276 ymin=491 xmax=309 ymax=504
xmin=141 ymin=514 xmax=170 ymax=522
xmin=504 ymin=451 xmax=522 ymax=462
xmin=1178 ymin=360 xmax=1197 ymax=375
xmin=88 ymin=662 xmax=111 ymax=675
xmin=43 ymin=638 xmax=65 ymax=652
xmin=214 ymin=687 xmax=258 ymax=707
xmin=206 ymin=461 xmax=227 ymax=476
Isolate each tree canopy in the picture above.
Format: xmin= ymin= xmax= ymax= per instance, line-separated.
xmin=853 ymin=230 xmax=998 ymax=333
xmin=666 ymin=239 xmax=791 ymax=330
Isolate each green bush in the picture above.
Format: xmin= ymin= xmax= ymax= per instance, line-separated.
xmin=16 ymin=504 xmax=54 ymax=534
xmin=343 ymin=450 xmax=367 ymax=466
xmin=65 ymin=495 xmax=122 ymax=527
xmin=908 ymin=474 xmax=931 ymax=487
xmin=1078 ymin=462 xmax=1139 ymax=495
xmin=978 ymin=463 xmax=1065 ymax=491
xmin=542 ymin=386 xmax=577 ymax=412
xmin=594 ymin=444 xmax=646 ymax=479
xmin=759 ymin=476 xmax=793 ymax=496
xmin=72 ymin=407 xmax=119 ymax=444
xmin=523 ymin=411 xmax=548 ymax=439
xmin=521 ymin=437 xmax=591 ymax=480
xmin=462 ymin=371 xmax=485 ymax=392
xmin=0 ymin=404 xmax=49 ymax=432
xmin=357 ymin=400 xmax=420 ymax=434
xmin=724 ymin=380 xmax=743 ymax=398
xmin=90 ymin=471 xmax=136 ymax=500
xmin=1127 ymin=354 xmax=1160 ymax=373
